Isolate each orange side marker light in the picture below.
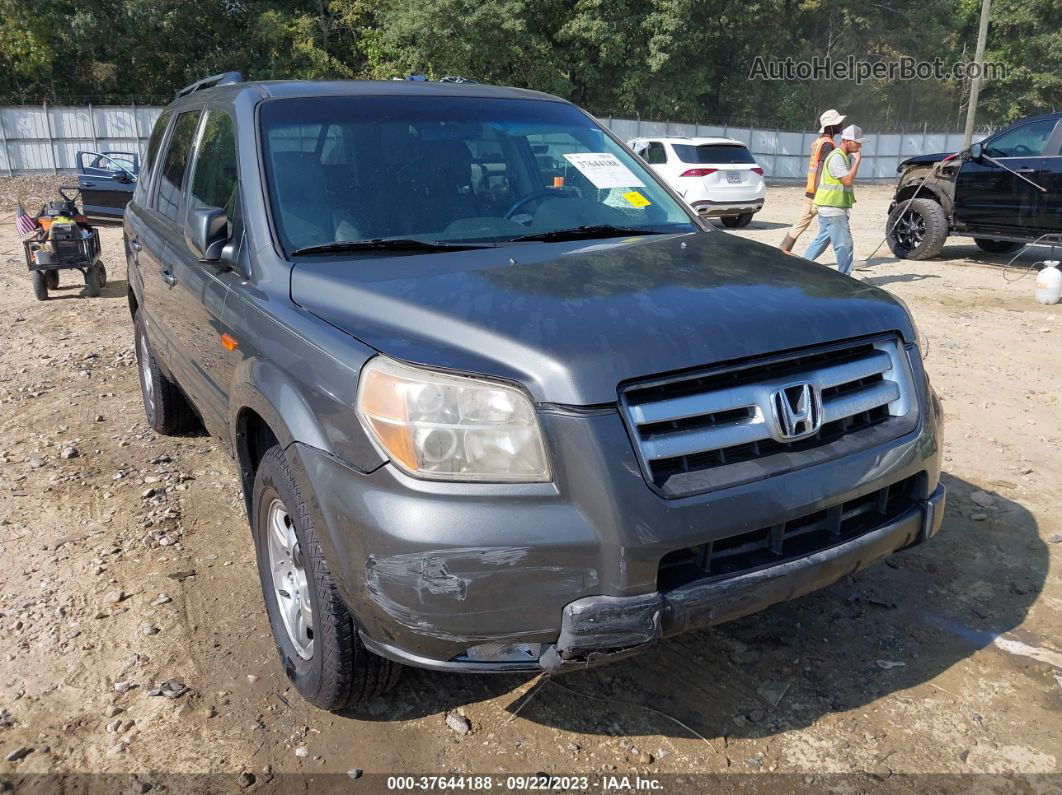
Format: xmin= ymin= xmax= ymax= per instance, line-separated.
xmin=220 ymin=333 xmax=239 ymax=351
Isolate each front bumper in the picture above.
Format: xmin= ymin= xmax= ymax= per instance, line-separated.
xmin=357 ymin=484 xmax=944 ymax=673
xmin=287 ymin=371 xmax=943 ymax=674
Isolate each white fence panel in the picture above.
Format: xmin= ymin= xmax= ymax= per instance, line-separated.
xmin=0 ymin=105 xmax=993 ymax=179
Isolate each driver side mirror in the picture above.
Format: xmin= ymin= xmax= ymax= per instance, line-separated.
xmin=112 ymin=171 xmax=132 ymax=184
xmin=968 ymin=142 xmax=984 ymax=162
xmin=187 ymin=207 xmax=230 ymax=262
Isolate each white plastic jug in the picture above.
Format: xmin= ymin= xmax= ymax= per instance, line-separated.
xmin=1035 ymin=260 xmax=1062 ymax=305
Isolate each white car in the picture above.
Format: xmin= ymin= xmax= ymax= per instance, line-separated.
xmin=627 ymin=136 xmax=765 ymax=227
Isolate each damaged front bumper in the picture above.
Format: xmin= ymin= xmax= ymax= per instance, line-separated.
xmin=358 ymin=484 xmax=945 ymax=673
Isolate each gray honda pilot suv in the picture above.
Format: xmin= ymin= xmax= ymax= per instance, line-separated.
xmin=124 ymin=72 xmax=945 ymax=710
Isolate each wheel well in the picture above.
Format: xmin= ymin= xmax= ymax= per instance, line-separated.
xmin=127 ymin=287 xmax=138 ymax=320
xmin=235 ymin=408 xmax=280 ymax=515
xmin=894 ymin=184 xmax=942 ymax=205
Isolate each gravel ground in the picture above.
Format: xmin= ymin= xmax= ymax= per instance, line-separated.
xmin=0 ymin=181 xmax=1059 ymax=791
xmin=1 ymin=176 xmax=71 ymax=213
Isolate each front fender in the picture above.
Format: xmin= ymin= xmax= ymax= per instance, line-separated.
xmin=226 ymin=357 xmax=385 ymax=474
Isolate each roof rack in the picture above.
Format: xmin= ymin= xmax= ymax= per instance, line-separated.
xmin=175 ymin=71 xmax=244 ymax=100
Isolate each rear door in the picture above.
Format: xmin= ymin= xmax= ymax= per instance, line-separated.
xmin=159 ymin=107 xmax=242 ymax=436
xmin=954 ymin=118 xmax=1059 ymax=233
xmin=77 ymin=151 xmax=139 ymax=225
xmin=138 ymin=109 xmax=203 ymax=372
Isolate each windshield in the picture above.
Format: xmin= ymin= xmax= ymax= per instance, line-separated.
xmin=260 ymin=95 xmax=696 ymax=255
xmin=672 ymin=144 xmax=756 ymax=165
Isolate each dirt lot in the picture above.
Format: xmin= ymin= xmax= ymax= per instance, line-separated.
xmin=0 ymin=182 xmax=1059 ymax=790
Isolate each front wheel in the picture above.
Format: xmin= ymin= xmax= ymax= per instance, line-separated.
xmin=886 ymin=198 xmax=948 ymax=260
xmin=251 ymin=445 xmax=400 ymax=711
xmin=31 ymin=271 xmax=48 ymax=301
xmin=721 ymin=213 xmax=753 ymax=229
xmin=974 ymin=238 xmax=1023 ymax=255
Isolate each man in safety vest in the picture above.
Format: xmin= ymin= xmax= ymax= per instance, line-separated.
xmin=779 ymin=109 xmax=845 ymax=253
xmin=801 ymin=125 xmax=864 ymax=276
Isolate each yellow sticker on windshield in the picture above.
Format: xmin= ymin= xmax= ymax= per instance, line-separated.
xmin=623 ymin=191 xmax=651 ymax=208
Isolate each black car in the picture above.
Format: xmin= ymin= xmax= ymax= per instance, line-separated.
xmin=124 ymin=72 xmax=943 ymax=711
xmin=76 ymin=149 xmax=140 ymax=226
xmin=886 ymin=111 xmax=1062 ymax=259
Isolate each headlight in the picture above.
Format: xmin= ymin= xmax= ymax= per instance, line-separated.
xmin=355 ymin=356 xmax=551 ymax=482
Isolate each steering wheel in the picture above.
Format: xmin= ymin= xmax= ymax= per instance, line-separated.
xmin=504 ymin=189 xmax=575 ymax=220
xmin=1010 ymin=144 xmax=1033 ymax=156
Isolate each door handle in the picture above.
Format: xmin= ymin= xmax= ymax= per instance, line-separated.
xmin=82 ymin=180 xmax=96 ymax=187
xmin=1015 ymin=167 xmax=1036 ymax=173
xmin=160 ymin=268 xmax=176 ymax=287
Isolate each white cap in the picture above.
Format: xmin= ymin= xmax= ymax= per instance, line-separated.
xmin=819 ymin=109 xmax=846 ymax=132
xmin=841 ymin=124 xmax=865 ymax=143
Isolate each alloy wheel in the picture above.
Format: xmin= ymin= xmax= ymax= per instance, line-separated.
xmin=265 ymin=498 xmax=314 ymax=660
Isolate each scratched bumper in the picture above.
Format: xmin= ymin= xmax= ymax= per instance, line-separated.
xmin=286 ymin=378 xmax=942 ymax=673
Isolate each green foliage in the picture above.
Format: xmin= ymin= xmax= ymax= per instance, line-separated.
xmin=0 ymin=0 xmax=1055 ymax=129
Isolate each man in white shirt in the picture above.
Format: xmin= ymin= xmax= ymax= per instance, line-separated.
xmin=801 ymin=125 xmax=865 ymax=275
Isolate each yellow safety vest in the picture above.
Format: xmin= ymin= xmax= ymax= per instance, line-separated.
xmin=813 ymin=149 xmax=855 ymax=209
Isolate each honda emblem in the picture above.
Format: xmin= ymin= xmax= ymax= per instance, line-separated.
xmin=771 ymin=383 xmax=823 ymax=441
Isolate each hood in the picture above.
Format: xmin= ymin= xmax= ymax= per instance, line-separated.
xmin=899 ymin=151 xmax=958 ymax=170
xmin=291 ymin=232 xmax=915 ymax=406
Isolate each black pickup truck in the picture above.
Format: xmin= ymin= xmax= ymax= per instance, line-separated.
xmin=886 ymin=112 xmax=1062 ymax=259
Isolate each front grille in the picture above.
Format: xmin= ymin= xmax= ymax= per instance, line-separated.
xmin=620 ymin=337 xmax=916 ymax=497
xmin=657 ymin=473 xmax=924 ymax=591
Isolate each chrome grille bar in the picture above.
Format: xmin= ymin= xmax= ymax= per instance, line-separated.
xmin=622 ymin=337 xmax=917 ymax=489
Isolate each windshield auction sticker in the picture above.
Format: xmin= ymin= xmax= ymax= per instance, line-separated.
xmin=563 ymin=153 xmax=646 ymax=189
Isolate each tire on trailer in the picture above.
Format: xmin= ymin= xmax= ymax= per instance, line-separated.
xmin=886 ymin=198 xmax=948 ymax=260
xmin=133 ymin=309 xmax=199 ymax=435
xmin=31 ymin=271 xmax=48 ymax=301
xmin=251 ymin=444 xmax=401 ymax=711
xmin=974 ymin=238 xmax=1023 ymax=255
xmin=84 ymin=265 xmax=101 ymax=297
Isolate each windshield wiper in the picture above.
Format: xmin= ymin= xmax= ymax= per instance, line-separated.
xmin=291 ymin=238 xmax=495 ymax=256
xmin=507 ymin=225 xmax=670 ymax=243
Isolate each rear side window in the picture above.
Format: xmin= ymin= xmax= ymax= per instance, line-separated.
xmin=155 ymin=110 xmax=201 ymax=222
xmin=143 ymin=111 xmax=171 ymax=178
xmin=188 ymin=110 xmax=239 ymax=223
xmin=135 ymin=111 xmax=171 ymax=203
xmin=646 ymin=142 xmax=667 ymax=164
xmin=673 ymin=144 xmax=756 ymax=165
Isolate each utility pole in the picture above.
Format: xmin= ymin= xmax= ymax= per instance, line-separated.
xmin=962 ymin=0 xmax=992 ymax=149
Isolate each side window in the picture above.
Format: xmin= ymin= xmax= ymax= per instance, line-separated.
xmin=984 ymin=120 xmax=1057 ymax=158
xmin=135 ymin=111 xmax=171 ymax=202
xmin=155 ymin=110 xmax=202 ymax=222
xmin=188 ymin=110 xmax=239 ymax=225
xmin=646 ymin=142 xmax=668 ymax=164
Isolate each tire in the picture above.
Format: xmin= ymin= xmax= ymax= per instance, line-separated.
xmin=133 ymin=310 xmax=198 ymax=435
xmin=84 ymin=265 xmax=101 ymax=297
xmin=97 ymin=262 xmax=108 ymax=287
xmin=31 ymin=271 xmax=48 ymax=301
xmin=886 ymin=198 xmax=948 ymax=260
xmin=721 ymin=213 xmax=753 ymax=229
xmin=974 ymin=238 xmax=1023 ymax=255
xmin=45 ymin=270 xmax=60 ymax=289
xmin=251 ymin=445 xmax=400 ymax=711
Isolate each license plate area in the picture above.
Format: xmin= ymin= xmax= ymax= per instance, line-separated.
xmin=726 ymin=172 xmax=742 ymax=184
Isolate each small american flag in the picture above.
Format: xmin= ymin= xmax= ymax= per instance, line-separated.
xmin=15 ymin=202 xmax=40 ymax=238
